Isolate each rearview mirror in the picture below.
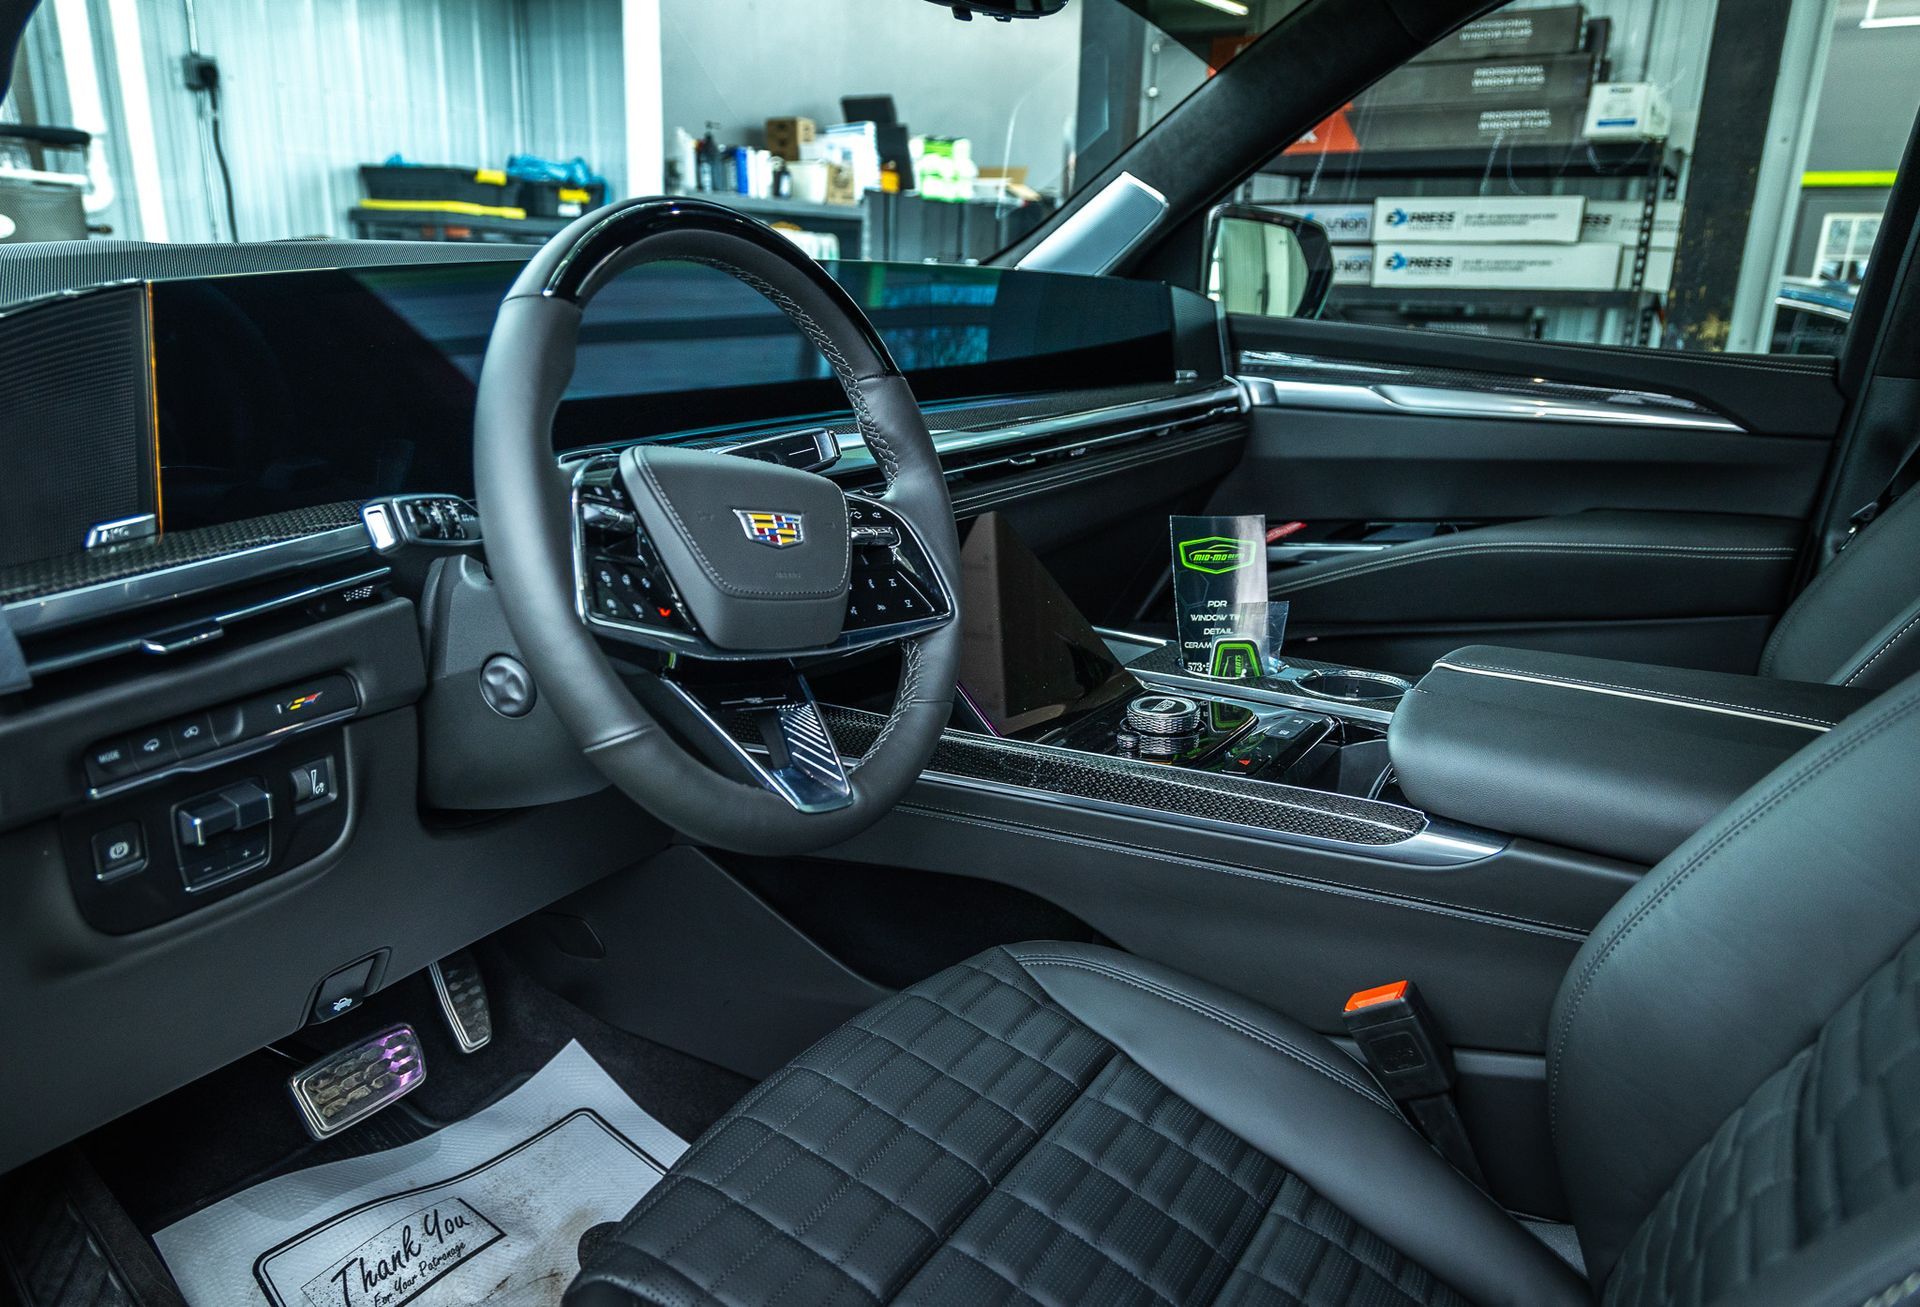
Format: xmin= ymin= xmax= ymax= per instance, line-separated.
xmin=924 ymin=0 xmax=1071 ymax=18
xmin=1205 ymin=205 xmax=1334 ymax=320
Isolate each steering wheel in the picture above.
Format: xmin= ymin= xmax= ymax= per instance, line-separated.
xmin=472 ymin=198 xmax=961 ymax=854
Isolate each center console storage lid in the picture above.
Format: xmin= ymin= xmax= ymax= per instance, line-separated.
xmin=1388 ymin=645 xmax=1874 ymax=865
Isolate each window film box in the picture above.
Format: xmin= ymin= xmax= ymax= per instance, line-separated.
xmin=1412 ymin=5 xmax=1585 ymax=64
xmin=1374 ymin=195 xmax=1586 ymax=244
xmin=1356 ymin=53 xmax=1596 ymax=109
xmin=1373 ymin=243 xmax=1621 ymax=291
xmin=1354 ymin=102 xmax=1588 ymax=151
xmin=1270 ymin=203 xmax=1373 ymax=242
xmin=1581 ymin=200 xmax=1682 ymax=248
xmin=1331 ymin=246 xmax=1376 ymax=285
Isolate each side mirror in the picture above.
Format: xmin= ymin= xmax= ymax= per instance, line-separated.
xmin=1204 ymin=205 xmax=1334 ymax=320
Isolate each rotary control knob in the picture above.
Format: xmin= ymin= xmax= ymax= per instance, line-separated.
xmin=1125 ymin=693 xmax=1203 ymax=737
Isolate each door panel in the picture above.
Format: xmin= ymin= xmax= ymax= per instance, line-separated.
xmin=1218 ymin=315 xmax=1841 ymax=677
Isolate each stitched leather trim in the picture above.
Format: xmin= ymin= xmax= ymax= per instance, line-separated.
xmin=1271 ymin=541 xmax=1794 ymax=597
xmin=1010 ymin=950 xmax=1399 ymax=1115
xmin=901 ymin=802 xmax=1589 ymax=939
xmin=1430 ymin=659 xmax=1837 ymax=732
xmin=1548 ymin=684 xmax=1920 ymax=1145
xmin=1840 ymin=603 xmax=1920 ymax=688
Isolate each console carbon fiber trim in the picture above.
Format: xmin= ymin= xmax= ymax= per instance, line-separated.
xmin=723 ymin=704 xmax=1503 ymax=861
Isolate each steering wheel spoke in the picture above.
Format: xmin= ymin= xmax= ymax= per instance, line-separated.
xmin=660 ymin=669 xmax=854 ymax=813
xmin=570 ymin=452 xmax=954 ymax=661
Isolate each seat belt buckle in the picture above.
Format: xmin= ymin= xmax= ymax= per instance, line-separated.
xmin=1342 ymin=980 xmax=1454 ymax=1097
xmin=1342 ymin=980 xmax=1487 ymax=1188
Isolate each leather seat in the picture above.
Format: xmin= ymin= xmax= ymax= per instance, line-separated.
xmin=569 ymin=670 xmax=1920 ymax=1306
xmin=1758 ymin=488 xmax=1920 ymax=689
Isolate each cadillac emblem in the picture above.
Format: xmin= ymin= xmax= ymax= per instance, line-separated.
xmin=735 ymin=510 xmax=805 ymax=549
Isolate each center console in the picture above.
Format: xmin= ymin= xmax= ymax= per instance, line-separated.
xmin=947 ymin=513 xmax=1444 ymax=847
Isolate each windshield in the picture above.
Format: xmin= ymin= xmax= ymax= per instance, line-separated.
xmin=0 ymin=0 xmax=1289 ymax=264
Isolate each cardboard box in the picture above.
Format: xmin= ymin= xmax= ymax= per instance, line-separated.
xmin=1581 ymin=200 xmax=1682 ymax=248
xmin=1413 ymin=5 xmax=1584 ymax=63
xmin=1583 ymin=83 xmax=1671 ymax=141
xmin=1353 ymin=102 xmax=1588 ymax=151
xmin=1270 ymin=203 xmax=1373 ymax=243
xmin=1617 ymin=248 xmax=1675 ymax=293
xmin=1374 ymin=195 xmax=1586 ymax=245
xmin=764 ymin=117 xmax=817 ymax=162
xmin=823 ymin=161 xmax=858 ymax=206
xmin=1358 ymin=53 xmax=1595 ymax=109
xmin=1373 ymin=242 xmax=1621 ymax=290
xmin=1331 ymin=246 xmax=1376 ymax=285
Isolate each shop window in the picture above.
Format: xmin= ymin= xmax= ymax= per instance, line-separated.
xmin=1244 ymin=0 xmax=1919 ymax=355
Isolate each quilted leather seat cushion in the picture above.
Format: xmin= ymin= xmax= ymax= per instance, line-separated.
xmin=567 ymin=944 xmax=1584 ymax=1307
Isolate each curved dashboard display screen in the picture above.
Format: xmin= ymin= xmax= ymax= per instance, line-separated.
xmin=149 ymin=258 xmax=1184 ymax=532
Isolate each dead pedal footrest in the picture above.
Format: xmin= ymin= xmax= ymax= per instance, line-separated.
xmin=289 ymin=1023 xmax=426 ymax=1139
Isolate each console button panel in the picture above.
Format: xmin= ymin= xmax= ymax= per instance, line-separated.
xmin=63 ymin=728 xmax=350 ymax=933
xmin=81 ymin=674 xmax=357 ymax=793
xmin=1053 ymin=693 xmax=1338 ymax=782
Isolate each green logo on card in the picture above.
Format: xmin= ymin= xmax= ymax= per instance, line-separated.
xmin=1177 ymin=536 xmax=1257 ymax=574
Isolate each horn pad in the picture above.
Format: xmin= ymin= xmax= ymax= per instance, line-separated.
xmin=618 ymin=446 xmax=851 ymax=652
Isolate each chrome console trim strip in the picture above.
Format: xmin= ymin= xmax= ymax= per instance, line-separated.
xmin=4 ymin=524 xmax=377 ymax=638
xmin=1237 ymin=367 xmax=1743 ymax=433
xmin=1430 ymin=660 xmax=1835 ymax=733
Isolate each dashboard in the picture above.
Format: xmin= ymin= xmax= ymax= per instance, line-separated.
xmin=0 ymin=235 xmax=1243 ymax=1174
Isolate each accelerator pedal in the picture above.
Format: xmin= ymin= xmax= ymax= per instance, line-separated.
xmin=288 ymin=1023 xmax=426 ymax=1140
xmin=430 ymin=949 xmax=493 ymax=1053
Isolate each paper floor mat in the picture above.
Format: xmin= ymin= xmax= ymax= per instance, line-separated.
xmin=154 ymin=1041 xmax=686 ymax=1307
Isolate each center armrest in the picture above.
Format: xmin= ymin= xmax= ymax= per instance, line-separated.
xmin=1387 ymin=645 xmax=1874 ymax=865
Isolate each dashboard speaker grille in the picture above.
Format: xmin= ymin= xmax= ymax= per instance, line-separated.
xmin=0 ymin=288 xmax=152 ymax=569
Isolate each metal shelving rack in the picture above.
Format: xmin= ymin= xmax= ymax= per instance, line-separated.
xmin=1264 ymin=141 xmax=1685 ymax=345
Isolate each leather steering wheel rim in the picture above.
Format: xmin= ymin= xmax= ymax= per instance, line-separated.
xmin=472 ymin=197 xmax=961 ymax=854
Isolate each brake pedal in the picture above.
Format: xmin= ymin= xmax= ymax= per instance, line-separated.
xmin=430 ymin=950 xmax=493 ymax=1053
xmin=289 ymin=1024 xmax=426 ymax=1140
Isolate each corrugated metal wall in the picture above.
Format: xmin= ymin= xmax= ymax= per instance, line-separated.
xmin=27 ymin=0 xmax=629 ymax=244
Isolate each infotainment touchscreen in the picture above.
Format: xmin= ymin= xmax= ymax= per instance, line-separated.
xmin=149 ymin=259 xmax=1181 ymax=531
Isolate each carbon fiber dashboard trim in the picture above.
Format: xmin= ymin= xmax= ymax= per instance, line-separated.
xmin=1 ymin=506 xmax=371 ymax=631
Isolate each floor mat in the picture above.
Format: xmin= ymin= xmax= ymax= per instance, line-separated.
xmin=151 ymin=1043 xmax=684 ymax=1307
